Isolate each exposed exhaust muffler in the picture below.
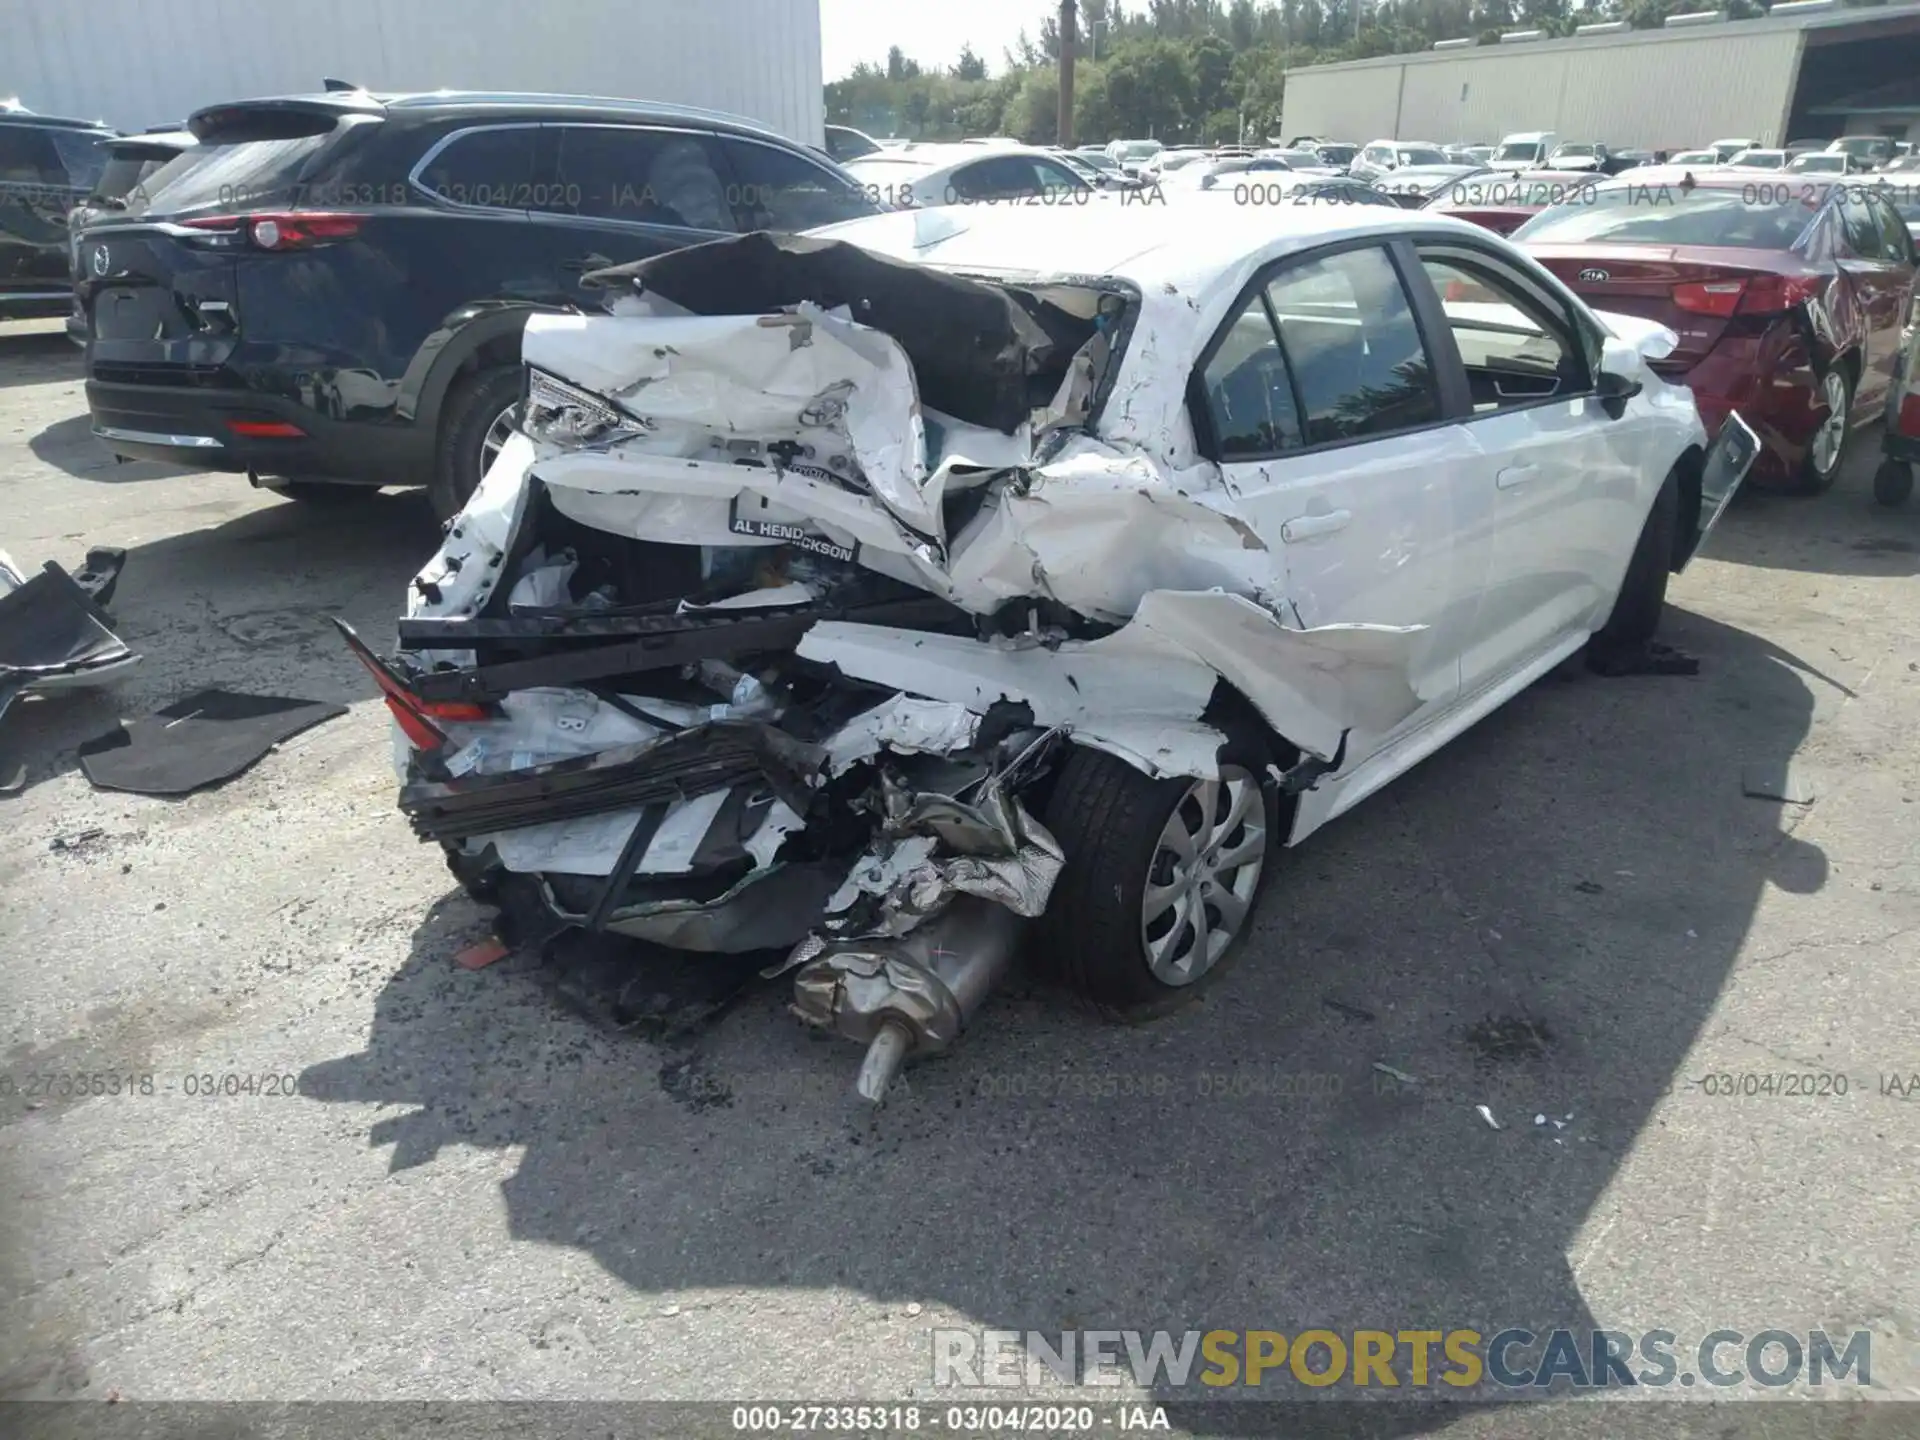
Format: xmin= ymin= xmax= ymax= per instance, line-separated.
xmin=791 ymin=897 xmax=1022 ymax=1103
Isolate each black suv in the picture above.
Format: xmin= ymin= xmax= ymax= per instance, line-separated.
xmin=77 ymin=92 xmax=882 ymax=516
xmin=2 ymin=109 xmax=115 ymax=319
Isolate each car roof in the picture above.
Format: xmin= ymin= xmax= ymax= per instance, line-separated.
xmin=0 ymin=111 xmax=114 ymax=133
xmin=811 ymin=196 xmax=1474 ymax=290
xmin=190 ymin=89 xmax=787 ymax=143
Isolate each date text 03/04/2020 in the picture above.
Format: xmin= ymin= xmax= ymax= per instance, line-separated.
xmin=731 ymin=1404 xmax=1170 ymax=1432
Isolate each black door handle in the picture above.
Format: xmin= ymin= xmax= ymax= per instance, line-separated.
xmin=562 ymin=253 xmax=612 ymax=273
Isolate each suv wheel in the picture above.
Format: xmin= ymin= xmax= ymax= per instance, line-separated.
xmin=432 ymin=366 xmax=522 ymax=523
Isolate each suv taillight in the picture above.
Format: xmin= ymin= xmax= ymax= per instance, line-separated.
xmin=179 ymin=212 xmax=365 ymax=250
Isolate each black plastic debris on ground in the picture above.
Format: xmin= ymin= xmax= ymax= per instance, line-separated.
xmin=0 ymin=557 xmax=135 ymax=682
xmin=77 ymin=689 xmax=348 ymax=796
xmin=1587 ymin=638 xmax=1700 ymax=677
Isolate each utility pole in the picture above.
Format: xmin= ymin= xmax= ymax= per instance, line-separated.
xmin=1059 ymin=0 xmax=1077 ymax=148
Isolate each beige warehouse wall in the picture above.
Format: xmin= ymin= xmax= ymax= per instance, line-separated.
xmin=1281 ymin=29 xmax=1802 ymax=149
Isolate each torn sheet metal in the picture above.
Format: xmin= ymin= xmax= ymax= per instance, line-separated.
xmin=578 ymin=229 xmax=1057 ymax=437
xmin=476 ymin=788 xmax=733 ymax=877
xmin=802 ymin=593 xmax=1430 ymax=769
xmin=943 ymin=440 xmax=1276 ymax=623
xmin=821 ymin=789 xmax=1064 ymax=938
xmin=823 ymin=695 xmax=981 ymax=776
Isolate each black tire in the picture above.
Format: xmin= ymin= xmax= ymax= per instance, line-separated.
xmin=262 ymin=480 xmax=379 ymax=505
xmin=1792 ymin=362 xmax=1854 ymax=496
xmin=1595 ymin=464 xmax=1680 ymax=648
xmin=431 ymin=365 xmax=522 ymax=524
xmin=1035 ymin=737 xmax=1277 ymax=1020
xmin=1873 ymin=458 xmax=1914 ymax=508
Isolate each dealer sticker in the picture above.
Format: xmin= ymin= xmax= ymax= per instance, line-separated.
xmin=728 ymin=498 xmax=859 ymax=564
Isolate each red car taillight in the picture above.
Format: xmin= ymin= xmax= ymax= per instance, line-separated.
xmin=1672 ymin=280 xmax=1748 ymax=317
xmin=226 ymin=419 xmax=307 ymax=438
xmin=332 ymin=618 xmax=492 ymax=753
xmin=1674 ymin=274 xmax=1822 ymax=317
xmin=179 ymin=212 xmax=365 ymax=250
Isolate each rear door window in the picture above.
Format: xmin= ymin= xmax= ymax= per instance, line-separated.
xmin=714 ymin=137 xmax=877 ymax=230
xmin=1196 ymin=293 xmax=1304 ymax=458
xmin=1263 ymin=245 xmax=1441 ymax=446
xmin=415 ymin=126 xmax=537 ymax=211
xmin=1837 ymin=193 xmax=1886 ymax=260
xmin=545 ymin=125 xmax=736 ymax=232
xmin=0 ymin=125 xmax=61 ymax=189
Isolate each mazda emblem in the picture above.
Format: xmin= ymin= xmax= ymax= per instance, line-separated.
xmin=1578 ymin=267 xmax=1610 ymax=283
xmin=90 ymin=244 xmax=110 ymax=278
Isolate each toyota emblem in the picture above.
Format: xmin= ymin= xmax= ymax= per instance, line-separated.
xmin=90 ymin=244 xmax=110 ymax=278
xmin=1578 ymin=267 xmax=1610 ymax=283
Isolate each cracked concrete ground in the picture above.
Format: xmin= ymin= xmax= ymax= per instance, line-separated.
xmin=2 ymin=315 xmax=1918 ymax=1436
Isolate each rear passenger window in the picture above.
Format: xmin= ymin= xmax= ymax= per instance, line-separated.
xmin=417 ymin=127 xmax=537 ymax=210
xmin=547 ymin=126 xmax=735 ymax=232
xmin=0 ymin=125 xmax=60 ymax=187
xmin=1263 ymin=246 xmax=1440 ymax=446
xmin=1419 ymin=252 xmax=1587 ymax=410
xmin=717 ymin=138 xmax=877 ymax=231
xmin=1198 ymin=296 xmax=1303 ymax=457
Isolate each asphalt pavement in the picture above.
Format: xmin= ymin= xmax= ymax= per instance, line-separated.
xmin=2 ymin=317 xmax=1917 ymax=1437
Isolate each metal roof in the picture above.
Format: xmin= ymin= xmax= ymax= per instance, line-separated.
xmin=1288 ymin=0 xmax=1920 ymax=76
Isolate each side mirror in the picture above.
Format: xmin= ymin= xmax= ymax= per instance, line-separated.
xmin=1597 ymin=368 xmax=1642 ymax=418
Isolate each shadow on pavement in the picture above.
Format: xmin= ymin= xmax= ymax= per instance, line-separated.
xmin=299 ymin=601 xmax=1826 ymax=1427
xmin=27 ymin=413 xmax=188 ymax=484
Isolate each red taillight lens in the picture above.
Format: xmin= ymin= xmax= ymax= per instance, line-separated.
xmin=332 ymin=617 xmax=493 ymax=753
xmin=226 ymin=419 xmax=307 ymax=438
xmin=179 ymin=212 xmax=364 ymax=250
xmin=1673 ymin=280 xmax=1747 ymax=316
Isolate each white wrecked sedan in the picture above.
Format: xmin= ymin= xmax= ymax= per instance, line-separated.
xmin=348 ymin=203 xmax=1755 ymax=1099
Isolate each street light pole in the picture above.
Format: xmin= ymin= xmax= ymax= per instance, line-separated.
xmin=1059 ymin=0 xmax=1077 ymax=148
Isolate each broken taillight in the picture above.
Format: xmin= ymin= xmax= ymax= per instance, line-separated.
xmin=179 ymin=212 xmax=365 ymax=250
xmin=331 ymin=617 xmax=492 ymax=751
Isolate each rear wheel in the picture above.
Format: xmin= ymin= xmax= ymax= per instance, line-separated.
xmin=1873 ymin=458 xmax=1914 ymax=507
xmin=1794 ymin=364 xmax=1853 ymax=495
xmin=431 ymin=365 xmax=522 ymax=523
xmin=1037 ymin=742 xmax=1275 ymax=1019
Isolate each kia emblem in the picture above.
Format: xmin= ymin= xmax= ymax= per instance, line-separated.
xmin=1579 ymin=267 xmax=1610 ymax=283
xmin=90 ymin=244 xmax=110 ymax=278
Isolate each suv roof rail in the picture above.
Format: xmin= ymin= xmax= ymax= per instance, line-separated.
xmin=378 ymin=89 xmax=775 ymax=133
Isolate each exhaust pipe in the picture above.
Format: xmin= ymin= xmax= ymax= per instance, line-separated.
xmin=791 ymin=897 xmax=1022 ymax=1103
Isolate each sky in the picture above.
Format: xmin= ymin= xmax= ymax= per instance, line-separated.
xmin=820 ymin=0 xmax=1049 ymax=81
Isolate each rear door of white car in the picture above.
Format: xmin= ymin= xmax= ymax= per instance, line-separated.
xmin=1407 ymin=237 xmax=1653 ymax=695
xmin=1191 ymin=238 xmax=1485 ymax=762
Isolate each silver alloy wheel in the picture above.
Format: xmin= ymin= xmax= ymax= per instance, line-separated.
xmin=1810 ymin=370 xmax=1849 ymax=476
xmin=1140 ymin=763 xmax=1268 ymax=986
xmin=479 ymin=404 xmax=518 ymax=483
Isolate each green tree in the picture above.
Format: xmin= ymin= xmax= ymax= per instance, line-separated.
xmin=953 ymin=44 xmax=988 ymax=81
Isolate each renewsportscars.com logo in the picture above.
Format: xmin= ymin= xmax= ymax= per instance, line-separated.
xmin=932 ymin=1327 xmax=1872 ymax=1391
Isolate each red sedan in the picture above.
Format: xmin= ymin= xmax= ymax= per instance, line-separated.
xmin=1422 ymin=171 xmax=1607 ymax=236
xmin=1513 ymin=175 xmax=1917 ymax=492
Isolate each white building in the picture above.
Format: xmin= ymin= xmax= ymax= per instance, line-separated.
xmin=4 ymin=0 xmax=825 ymax=142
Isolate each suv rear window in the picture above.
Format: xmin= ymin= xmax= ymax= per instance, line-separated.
xmin=124 ymin=133 xmax=339 ymax=216
xmin=1512 ymin=185 xmax=1821 ymax=249
xmin=0 ymin=124 xmax=111 ymax=190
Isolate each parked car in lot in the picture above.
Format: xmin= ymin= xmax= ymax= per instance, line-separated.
xmin=1728 ymin=148 xmax=1790 ymax=170
xmin=1547 ymin=142 xmax=1610 ymax=173
xmin=1489 ymin=131 xmax=1558 ymax=173
xmin=1707 ymin=139 xmax=1758 ymax=163
xmin=823 ymin=125 xmax=882 ymax=163
xmin=364 ymin=202 xmax=1747 ymax=1093
xmin=1668 ymin=150 xmax=1721 ymax=168
xmin=1368 ymin=163 xmax=1492 ymax=208
xmin=75 ymin=91 xmax=880 ymax=518
xmin=1 ymin=108 xmax=115 ymax=319
xmin=1350 ymin=141 xmax=1450 ymax=182
xmin=64 ymin=127 xmax=196 ymax=342
xmin=1827 ymin=135 xmax=1899 ymax=170
xmin=1310 ymin=142 xmax=1360 ymax=169
xmin=843 ymin=143 xmax=1095 ymax=207
xmin=1516 ymin=175 xmax=1918 ymax=492
xmin=1790 ymin=152 xmax=1855 ymax=175
xmin=1423 ymin=171 xmax=1599 ymax=235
